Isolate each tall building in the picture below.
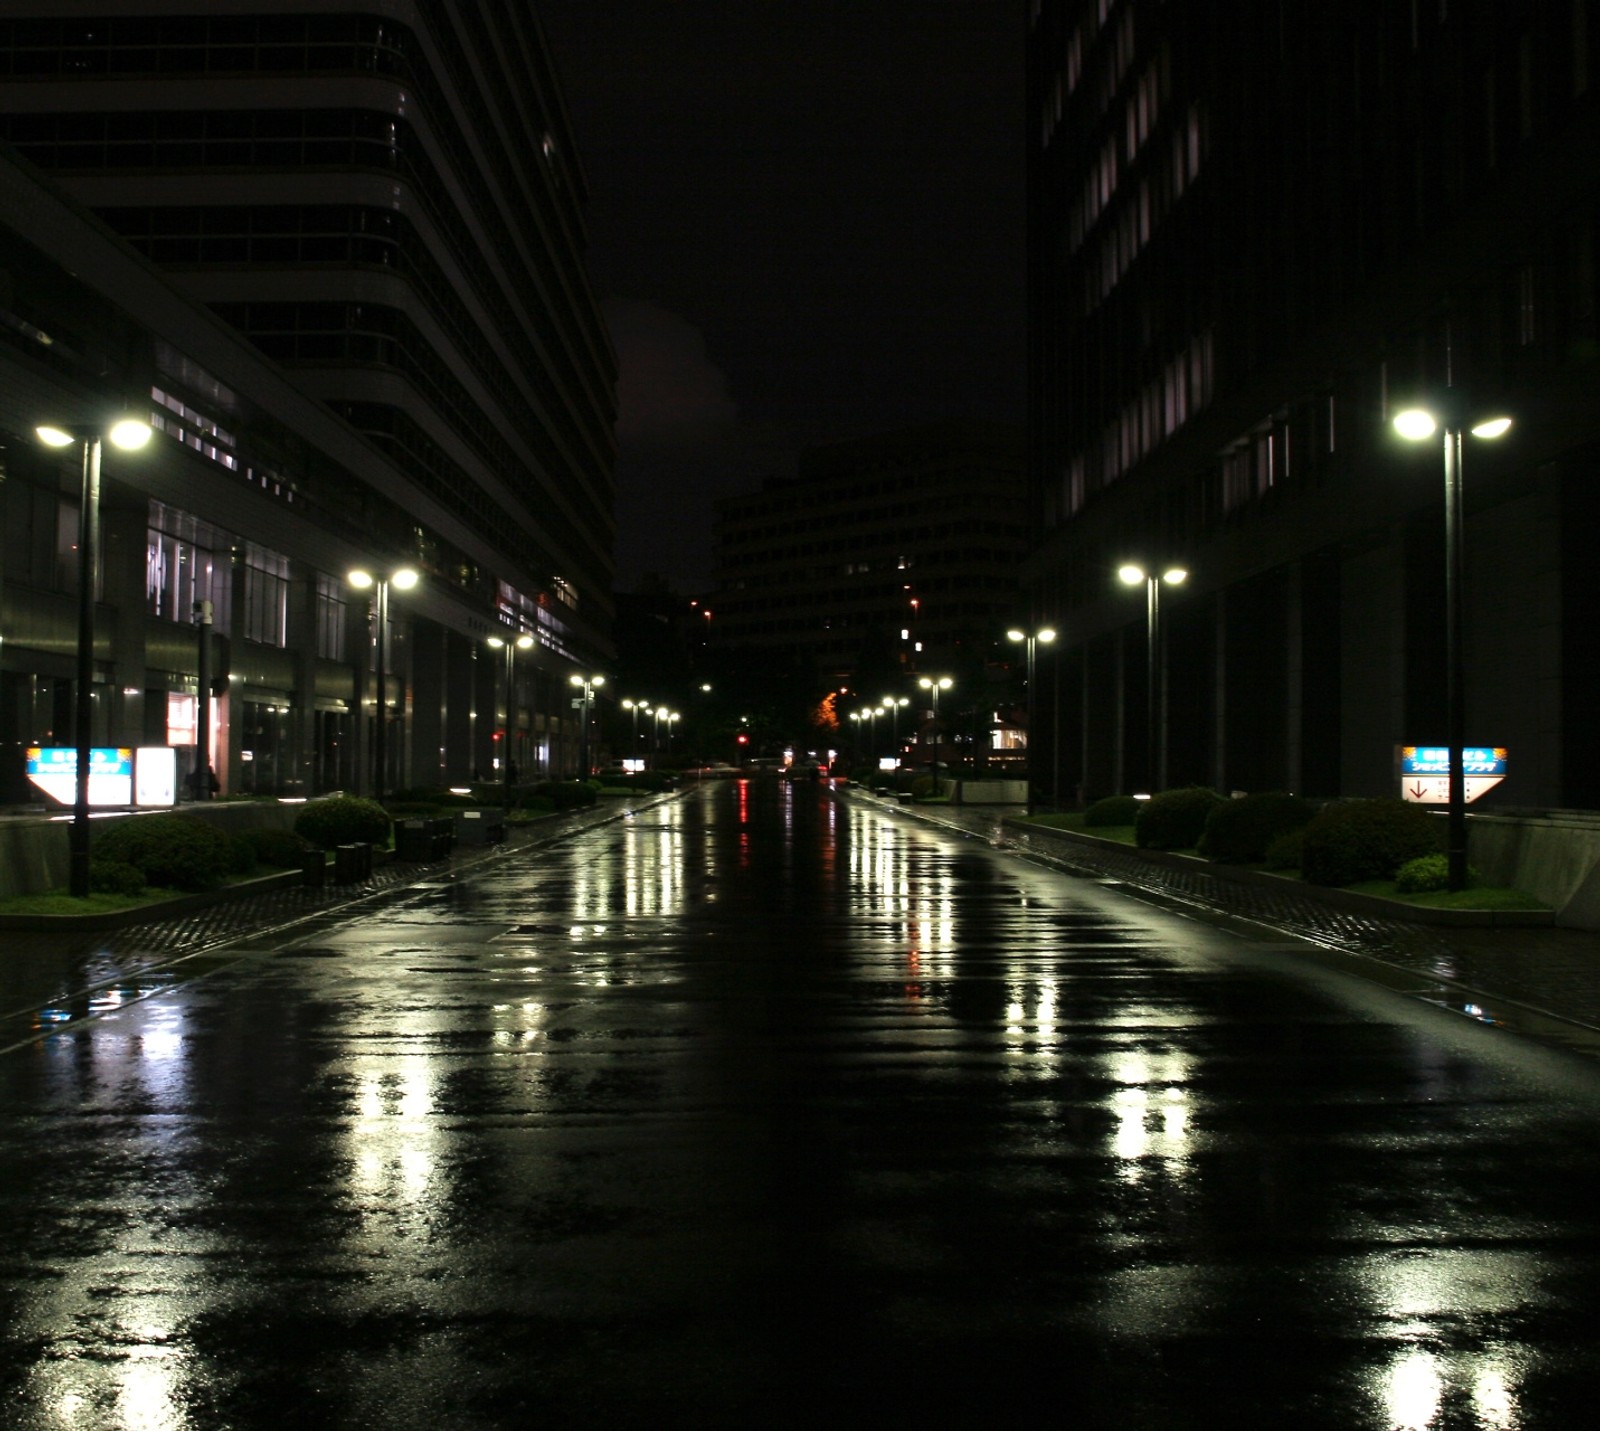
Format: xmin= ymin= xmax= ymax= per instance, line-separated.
xmin=711 ymin=422 xmax=1027 ymax=691
xmin=0 ymin=4 xmax=616 ymax=796
xmin=1028 ymin=0 xmax=1600 ymax=807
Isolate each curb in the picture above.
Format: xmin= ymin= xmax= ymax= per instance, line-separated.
xmin=1002 ymin=821 xmax=1555 ymax=927
xmin=0 ymin=792 xmax=678 ymax=935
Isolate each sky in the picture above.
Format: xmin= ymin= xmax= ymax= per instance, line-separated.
xmin=535 ymin=1 xmax=1026 ymax=594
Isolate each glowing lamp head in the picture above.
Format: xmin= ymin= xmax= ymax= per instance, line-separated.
xmin=1393 ymin=408 xmax=1439 ymax=441
xmin=1162 ymin=567 xmax=1188 ymax=586
xmin=108 ymin=418 xmax=152 ymax=450
xmin=1118 ymin=564 xmax=1146 ymax=585
xmin=347 ymin=568 xmax=375 ymax=590
xmin=1038 ymin=627 xmax=1057 ymax=642
xmin=486 ymin=636 xmax=506 ymax=649
xmin=35 ymin=425 xmax=75 ymax=448
xmin=389 ymin=567 xmax=420 ymax=591
xmin=1470 ymin=416 xmax=1512 ymax=440
xmin=515 ymin=634 xmax=535 ymax=650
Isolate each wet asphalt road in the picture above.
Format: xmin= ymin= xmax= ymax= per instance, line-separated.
xmin=3 ymin=779 xmax=1600 ymax=1429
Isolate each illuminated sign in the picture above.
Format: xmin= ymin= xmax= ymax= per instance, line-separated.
xmin=26 ymin=747 xmax=178 ymax=807
xmin=134 ymin=746 xmax=177 ymax=807
xmin=27 ymin=747 xmax=134 ymax=806
xmin=1400 ymin=746 xmax=1507 ymax=776
xmin=1398 ymin=746 xmax=1507 ymax=804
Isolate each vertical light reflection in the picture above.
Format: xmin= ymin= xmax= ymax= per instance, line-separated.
xmin=1104 ymin=1050 xmax=1192 ymax=1182
xmin=117 ymin=1353 xmax=186 ymax=1431
xmin=1472 ymin=1364 xmax=1517 ymax=1429
xmin=348 ymin=1055 xmax=440 ymax=1212
xmin=1381 ymin=1349 xmax=1444 ymax=1431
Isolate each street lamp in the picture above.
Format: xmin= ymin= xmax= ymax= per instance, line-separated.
xmin=1117 ymin=562 xmax=1188 ymax=793
xmin=1006 ymin=625 xmax=1057 ymax=814
xmin=569 ymin=673 xmax=604 ymax=775
xmin=622 ymin=698 xmax=649 ymax=757
xmin=36 ymin=416 xmax=153 ymax=897
xmin=881 ymin=695 xmax=909 ymax=766
xmin=348 ymin=564 xmax=420 ymax=801
xmin=917 ymin=675 xmax=953 ymax=794
xmin=486 ymin=631 xmax=535 ymax=792
xmin=1393 ymin=397 xmax=1512 ymax=891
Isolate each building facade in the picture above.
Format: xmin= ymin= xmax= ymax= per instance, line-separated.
xmin=1028 ymin=0 xmax=1600 ymax=809
xmin=711 ymin=422 xmax=1027 ymax=690
xmin=0 ymin=3 xmax=616 ymax=799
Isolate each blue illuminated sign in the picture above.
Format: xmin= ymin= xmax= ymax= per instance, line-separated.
xmin=1400 ymin=746 xmax=1507 ymax=776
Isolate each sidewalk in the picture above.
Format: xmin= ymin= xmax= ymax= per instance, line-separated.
xmin=853 ymin=790 xmax=1600 ymax=1056
xmin=0 ymin=797 xmax=659 ymax=1046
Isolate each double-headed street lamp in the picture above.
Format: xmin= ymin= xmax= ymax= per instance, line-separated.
xmin=622 ymin=697 xmax=649 ymax=756
xmin=917 ymin=675 xmax=953 ymax=793
xmin=1007 ymin=625 xmax=1057 ymax=814
xmin=486 ymin=631 xmax=535 ymax=790
xmin=569 ymin=673 xmax=604 ymax=775
xmin=851 ymin=705 xmax=883 ymax=754
xmin=654 ymin=707 xmax=680 ymax=753
xmin=348 ymin=564 xmax=420 ymax=801
xmin=1118 ymin=562 xmax=1188 ymax=794
xmin=881 ymin=695 xmax=909 ymax=765
xmin=36 ymin=417 xmax=153 ymax=897
xmin=1393 ymin=397 xmax=1513 ymax=891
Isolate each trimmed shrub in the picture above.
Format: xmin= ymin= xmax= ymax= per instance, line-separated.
xmin=531 ymin=780 xmax=598 ymax=811
xmin=247 ymin=827 xmax=315 ymax=868
xmin=89 ymin=859 xmax=146 ymax=897
xmin=293 ymin=795 xmax=392 ymax=850
xmin=1395 ymin=853 xmax=1480 ymax=893
xmin=1135 ymin=787 xmax=1226 ymax=850
xmin=1199 ymin=792 xmax=1319 ymax=864
xmin=1264 ymin=829 xmax=1304 ymax=871
xmin=1299 ymin=799 xmax=1444 ymax=887
xmin=93 ymin=814 xmax=236 ymax=891
xmin=1084 ymin=795 xmax=1140 ymax=827
xmin=910 ymin=775 xmax=938 ymax=799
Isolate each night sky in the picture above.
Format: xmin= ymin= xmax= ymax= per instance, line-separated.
xmin=536 ymin=1 xmax=1025 ymax=594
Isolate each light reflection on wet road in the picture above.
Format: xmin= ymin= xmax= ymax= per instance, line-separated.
xmin=4 ymin=778 xmax=1600 ymax=1427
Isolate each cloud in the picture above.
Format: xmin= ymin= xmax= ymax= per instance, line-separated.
xmin=604 ymin=297 xmax=738 ymax=447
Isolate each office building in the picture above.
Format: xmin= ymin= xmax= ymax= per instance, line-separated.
xmin=0 ymin=3 xmax=616 ymax=797
xmin=711 ymin=422 xmax=1027 ymax=692
xmin=1028 ymin=0 xmax=1600 ymax=807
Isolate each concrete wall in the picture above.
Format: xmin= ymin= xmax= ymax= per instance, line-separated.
xmin=952 ymin=779 xmax=1028 ymax=805
xmin=0 ymin=801 xmax=301 ymax=897
xmin=1468 ymin=813 xmax=1600 ymax=928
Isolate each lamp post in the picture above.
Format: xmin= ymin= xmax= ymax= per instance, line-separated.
xmin=1117 ymin=563 xmax=1188 ymax=793
xmin=881 ymin=695 xmax=909 ymax=767
xmin=622 ymin=698 xmax=648 ymax=758
xmin=36 ymin=417 xmax=153 ymax=897
xmin=569 ymin=673 xmax=604 ymax=775
xmin=1393 ymin=399 xmax=1512 ymax=891
xmin=486 ymin=632 xmax=535 ymax=792
xmin=1007 ymin=625 xmax=1057 ymax=814
xmin=917 ymin=675 xmax=953 ymax=794
xmin=348 ymin=565 xmax=419 ymax=801
xmin=650 ymin=704 xmax=675 ymax=753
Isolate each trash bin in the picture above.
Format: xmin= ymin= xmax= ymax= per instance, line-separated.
xmin=334 ymin=842 xmax=372 ymax=883
xmin=397 ymin=818 xmax=452 ymax=861
xmin=454 ymin=809 xmax=505 ymax=845
xmin=300 ymin=849 xmax=327 ymax=888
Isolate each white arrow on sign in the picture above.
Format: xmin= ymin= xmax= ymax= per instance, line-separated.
xmin=1400 ymin=775 xmax=1504 ymax=805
